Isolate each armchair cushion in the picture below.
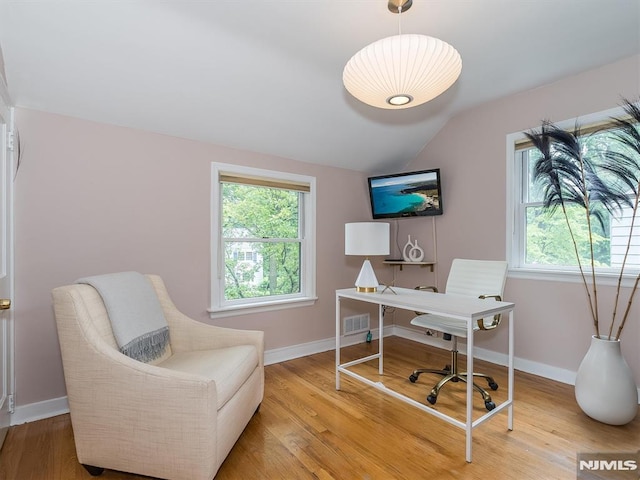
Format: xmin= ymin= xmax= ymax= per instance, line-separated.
xmin=158 ymin=345 xmax=258 ymax=409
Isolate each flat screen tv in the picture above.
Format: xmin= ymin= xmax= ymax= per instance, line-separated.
xmin=368 ymin=168 xmax=443 ymax=219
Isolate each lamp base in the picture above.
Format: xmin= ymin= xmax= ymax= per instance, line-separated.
xmin=354 ymin=259 xmax=380 ymax=293
xmin=356 ymin=286 xmax=378 ymax=293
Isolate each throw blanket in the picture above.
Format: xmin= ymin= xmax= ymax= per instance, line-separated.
xmin=76 ymin=272 xmax=170 ymax=362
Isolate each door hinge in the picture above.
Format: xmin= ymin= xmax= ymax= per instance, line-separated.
xmin=7 ymin=130 xmax=14 ymax=152
xmin=8 ymin=394 xmax=14 ymax=413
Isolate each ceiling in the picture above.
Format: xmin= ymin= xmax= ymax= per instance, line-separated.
xmin=0 ymin=1 xmax=638 ymax=174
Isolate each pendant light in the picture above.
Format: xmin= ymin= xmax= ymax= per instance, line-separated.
xmin=343 ymin=0 xmax=462 ymax=109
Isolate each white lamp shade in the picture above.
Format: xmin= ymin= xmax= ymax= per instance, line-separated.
xmin=345 ymin=222 xmax=390 ymax=256
xmin=345 ymin=222 xmax=390 ymax=292
xmin=343 ymin=34 xmax=462 ymax=109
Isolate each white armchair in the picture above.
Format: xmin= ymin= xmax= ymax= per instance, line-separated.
xmin=52 ymin=274 xmax=264 ymax=480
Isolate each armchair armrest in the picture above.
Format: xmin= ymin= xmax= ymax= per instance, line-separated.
xmin=167 ymin=311 xmax=264 ymax=363
xmin=147 ymin=275 xmax=264 ymax=365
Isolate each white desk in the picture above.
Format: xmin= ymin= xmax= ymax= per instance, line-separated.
xmin=335 ymin=287 xmax=515 ymax=462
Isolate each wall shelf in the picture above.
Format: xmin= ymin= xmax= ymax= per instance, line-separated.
xmin=383 ymin=261 xmax=435 ymax=272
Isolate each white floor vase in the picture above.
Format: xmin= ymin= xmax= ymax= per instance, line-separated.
xmin=574 ymin=335 xmax=638 ymax=425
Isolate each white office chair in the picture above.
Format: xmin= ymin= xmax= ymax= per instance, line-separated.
xmin=408 ymin=259 xmax=508 ymax=411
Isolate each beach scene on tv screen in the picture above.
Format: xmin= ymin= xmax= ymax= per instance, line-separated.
xmin=371 ymin=172 xmax=440 ymax=215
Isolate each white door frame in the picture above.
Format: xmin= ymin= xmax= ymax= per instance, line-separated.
xmin=0 ymin=72 xmax=15 ymax=449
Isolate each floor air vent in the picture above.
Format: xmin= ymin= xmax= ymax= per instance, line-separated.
xmin=343 ymin=313 xmax=370 ymax=335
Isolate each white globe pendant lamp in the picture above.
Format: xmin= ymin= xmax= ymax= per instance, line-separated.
xmin=343 ymin=0 xmax=462 ymax=109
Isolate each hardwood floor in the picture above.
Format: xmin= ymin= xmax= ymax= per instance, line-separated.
xmin=0 ymin=336 xmax=638 ymax=479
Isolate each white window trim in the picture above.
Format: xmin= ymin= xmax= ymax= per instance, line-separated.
xmin=209 ymin=162 xmax=317 ymax=319
xmin=505 ymin=104 xmax=640 ymax=287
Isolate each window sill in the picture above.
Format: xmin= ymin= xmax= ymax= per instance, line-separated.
xmin=508 ymin=267 xmax=639 ymax=288
xmin=208 ymin=296 xmax=318 ymax=319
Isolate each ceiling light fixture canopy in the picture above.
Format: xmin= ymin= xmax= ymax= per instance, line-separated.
xmin=343 ymin=0 xmax=462 ymax=110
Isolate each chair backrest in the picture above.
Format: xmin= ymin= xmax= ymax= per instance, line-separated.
xmin=445 ymin=259 xmax=508 ymax=298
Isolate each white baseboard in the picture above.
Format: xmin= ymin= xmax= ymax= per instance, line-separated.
xmin=264 ymin=325 xmax=393 ymax=365
xmin=11 ymin=396 xmax=69 ymax=426
xmin=11 ymin=326 xmax=638 ymax=425
xmin=391 ymin=325 xmax=640 ymax=401
xmin=391 ymin=325 xmax=578 ymax=385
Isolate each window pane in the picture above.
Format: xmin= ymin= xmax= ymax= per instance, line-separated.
xmin=520 ymin=124 xmax=640 ymax=271
xmin=525 ymin=205 xmax=611 ymax=267
xmin=611 ymin=206 xmax=640 ymax=269
xmin=222 ymin=183 xmax=299 ymax=239
xmin=513 ymin=112 xmax=640 ymax=276
xmin=223 ymin=241 xmax=301 ymax=300
xmin=523 ymin=149 xmax=545 ymax=203
xmin=221 ymin=182 xmax=302 ymax=301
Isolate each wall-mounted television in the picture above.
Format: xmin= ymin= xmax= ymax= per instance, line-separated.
xmin=368 ymin=168 xmax=443 ymax=219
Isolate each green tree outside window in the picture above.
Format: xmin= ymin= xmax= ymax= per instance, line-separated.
xmin=221 ymin=183 xmax=301 ymax=300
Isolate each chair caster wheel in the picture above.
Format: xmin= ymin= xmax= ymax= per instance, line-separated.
xmin=409 ymin=374 xmax=418 ymax=383
xmin=427 ymin=394 xmax=437 ymax=405
xmin=488 ymin=381 xmax=499 ymax=391
xmin=485 ymin=401 xmax=496 ymax=411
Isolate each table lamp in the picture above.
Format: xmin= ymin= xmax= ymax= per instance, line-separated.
xmin=345 ymin=222 xmax=390 ymax=292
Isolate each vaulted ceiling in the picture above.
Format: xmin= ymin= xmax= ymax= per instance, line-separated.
xmin=0 ymin=0 xmax=638 ymax=173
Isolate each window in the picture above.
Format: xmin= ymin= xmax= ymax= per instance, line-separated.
xmin=508 ymin=106 xmax=640 ymax=283
xmin=210 ymin=163 xmax=316 ymax=317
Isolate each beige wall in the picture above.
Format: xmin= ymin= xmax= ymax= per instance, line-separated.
xmin=13 ymin=109 xmax=374 ymax=407
xmin=12 ymin=54 xmax=640 ymax=410
xmin=395 ymin=55 xmax=640 ymax=385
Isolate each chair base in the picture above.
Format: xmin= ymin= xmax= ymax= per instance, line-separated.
xmin=408 ymin=340 xmax=499 ymax=411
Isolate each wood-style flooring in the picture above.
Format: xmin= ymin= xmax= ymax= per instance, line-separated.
xmin=0 ymin=336 xmax=638 ymax=479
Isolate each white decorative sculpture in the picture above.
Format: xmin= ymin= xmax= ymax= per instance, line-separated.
xmin=402 ymin=235 xmax=425 ymax=262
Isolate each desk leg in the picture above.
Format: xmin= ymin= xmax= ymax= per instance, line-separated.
xmin=378 ymin=303 xmax=384 ymax=374
xmin=336 ymin=295 xmax=341 ymax=390
xmin=466 ymin=318 xmax=474 ymax=463
xmin=508 ymin=310 xmax=514 ymax=430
